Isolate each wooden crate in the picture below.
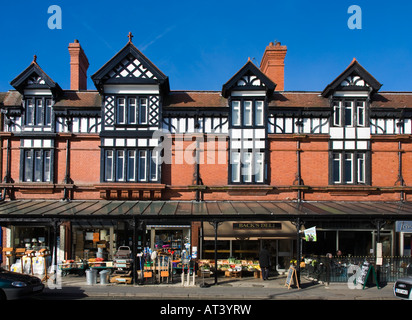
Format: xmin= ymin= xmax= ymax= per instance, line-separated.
xmin=225 ymin=271 xmax=242 ymax=278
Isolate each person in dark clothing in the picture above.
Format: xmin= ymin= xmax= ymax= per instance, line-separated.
xmin=259 ymin=246 xmax=271 ymax=280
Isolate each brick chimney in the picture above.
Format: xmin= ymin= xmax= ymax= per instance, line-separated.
xmin=68 ymin=40 xmax=89 ymax=91
xmin=260 ymin=41 xmax=287 ymax=91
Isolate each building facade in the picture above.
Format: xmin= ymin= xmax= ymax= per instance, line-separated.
xmin=1 ymin=35 xmax=412 ymax=276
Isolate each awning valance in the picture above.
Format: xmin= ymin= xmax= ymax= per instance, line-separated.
xmin=1 ymin=200 xmax=412 ymax=222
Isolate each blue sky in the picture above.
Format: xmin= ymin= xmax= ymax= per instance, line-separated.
xmin=0 ymin=0 xmax=412 ymax=92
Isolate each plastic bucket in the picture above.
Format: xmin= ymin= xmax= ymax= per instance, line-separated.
xmin=86 ymin=269 xmax=97 ymax=285
xmin=100 ymin=270 xmax=110 ymax=285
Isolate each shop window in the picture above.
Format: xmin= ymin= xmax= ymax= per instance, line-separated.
xmin=14 ymin=226 xmax=50 ymax=250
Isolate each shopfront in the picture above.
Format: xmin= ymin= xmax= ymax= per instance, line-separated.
xmin=147 ymin=224 xmax=191 ymax=259
xmin=302 ymin=221 xmax=395 ymax=257
xmin=396 ymin=221 xmax=412 ymax=256
xmin=202 ymin=221 xmax=296 ymax=272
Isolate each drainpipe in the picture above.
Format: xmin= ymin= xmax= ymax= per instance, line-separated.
xmin=62 ymin=117 xmax=73 ymax=201
xmin=396 ymin=119 xmax=405 ymax=202
xmin=1 ymin=138 xmax=12 ymax=201
xmin=62 ymin=138 xmax=71 ymax=201
xmin=294 ymin=118 xmax=304 ymax=202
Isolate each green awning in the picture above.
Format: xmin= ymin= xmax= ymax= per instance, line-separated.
xmin=1 ymin=200 xmax=412 ymax=222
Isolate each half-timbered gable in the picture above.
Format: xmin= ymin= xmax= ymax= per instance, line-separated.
xmin=91 ymin=35 xmax=167 ymax=199
xmin=322 ymin=59 xmax=382 ymax=186
xmin=223 ymin=60 xmax=275 ymax=185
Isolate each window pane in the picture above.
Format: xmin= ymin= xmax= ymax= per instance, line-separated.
xmin=105 ymin=150 xmax=113 ymax=181
xmin=332 ymin=153 xmax=341 ymax=183
xmin=333 ymin=102 xmax=341 ymax=126
xmin=254 ymin=152 xmax=264 ymax=182
xmin=344 ymin=153 xmax=353 ymax=183
xmin=116 ymin=150 xmax=125 ymax=181
xmin=128 ymin=98 xmax=137 ymax=124
xmin=24 ymin=150 xmax=33 ymax=182
xmin=117 ymin=98 xmax=125 ymax=124
xmin=138 ymin=150 xmax=147 ymax=181
xmin=149 ymin=150 xmax=158 ymax=181
xmin=26 ymin=99 xmax=34 ymax=125
xmin=357 ymin=153 xmax=365 ymax=183
xmin=139 ymin=98 xmax=148 ymax=124
xmin=242 ymin=152 xmax=252 ymax=182
xmin=34 ymin=151 xmax=42 ymax=182
xmin=35 ymin=99 xmax=43 ymax=125
xmin=44 ymin=151 xmax=51 ymax=182
xmin=357 ymin=101 xmax=365 ymax=126
xmin=231 ymin=152 xmax=240 ymax=182
xmin=255 ymin=101 xmax=264 ymax=126
xmin=243 ymin=101 xmax=252 ymax=126
xmin=127 ymin=150 xmax=136 ymax=181
xmin=344 ymin=101 xmax=353 ymax=126
xmin=45 ymin=99 xmax=52 ymax=125
xmin=232 ymin=101 xmax=240 ymax=126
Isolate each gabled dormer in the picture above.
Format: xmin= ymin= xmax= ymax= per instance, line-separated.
xmin=323 ymin=59 xmax=381 ymax=186
xmin=91 ymin=34 xmax=169 ymax=95
xmin=9 ymin=56 xmax=62 ymax=129
xmin=222 ymin=59 xmax=275 ymax=99
xmin=321 ymin=58 xmax=382 ymax=98
xmin=224 ymin=60 xmax=273 ymax=185
xmin=92 ymin=34 xmax=168 ymax=131
xmin=10 ymin=55 xmax=62 ymax=98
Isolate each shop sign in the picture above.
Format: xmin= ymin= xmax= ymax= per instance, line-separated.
xmin=396 ymin=221 xmax=412 ymax=233
xmin=232 ymin=223 xmax=281 ymax=230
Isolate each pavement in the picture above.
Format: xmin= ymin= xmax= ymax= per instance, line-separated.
xmin=38 ymin=272 xmax=398 ymax=301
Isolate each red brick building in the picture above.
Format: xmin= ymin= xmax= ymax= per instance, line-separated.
xmin=1 ymin=36 xmax=412 ymax=278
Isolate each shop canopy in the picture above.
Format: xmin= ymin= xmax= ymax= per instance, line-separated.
xmin=1 ymin=200 xmax=412 ymax=223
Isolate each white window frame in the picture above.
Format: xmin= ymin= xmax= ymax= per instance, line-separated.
xmin=332 ymin=153 xmax=342 ymax=184
xmin=231 ymin=152 xmax=241 ymax=183
xmin=127 ymin=150 xmax=136 ymax=181
xmin=333 ymin=101 xmax=341 ymax=126
xmin=357 ymin=153 xmax=366 ymax=183
xmin=128 ymin=98 xmax=137 ymax=124
xmin=356 ymin=101 xmax=365 ymax=127
xmin=117 ymin=98 xmax=126 ymax=124
xmin=254 ymin=152 xmax=264 ymax=183
xmin=344 ymin=101 xmax=353 ymax=127
xmin=232 ymin=101 xmax=241 ymax=126
xmin=138 ymin=150 xmax=148 ymax=182
xmin=344 ymin=153 xmax=354 ymax=184
xmin=243 ymin=101 xmax=252 ymax=126
xmin=139 ymin=98 xmax=148 ymax=125
xmin=255 ymin=101 xmax=264 ymax=126
xmin=105 ymin=150 xmax=114 ymax=182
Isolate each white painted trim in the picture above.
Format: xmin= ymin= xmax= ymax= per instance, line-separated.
xmin=231 ymin=90 xmax=266 ymax=97
xmin=103 ymin=85 xmax=160 ymax=94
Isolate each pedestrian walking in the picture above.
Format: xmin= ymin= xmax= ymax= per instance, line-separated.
xmin=259 ymin=246 xmax=271 ymax=280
